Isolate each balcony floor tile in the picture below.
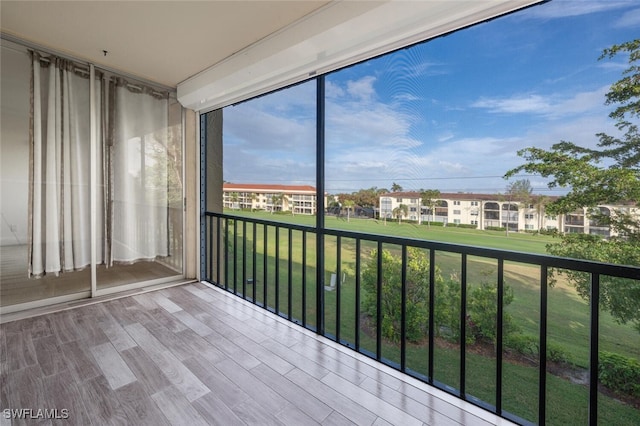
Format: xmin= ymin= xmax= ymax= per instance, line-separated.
xmin=1 ymin=283 xmax=516 ymax=426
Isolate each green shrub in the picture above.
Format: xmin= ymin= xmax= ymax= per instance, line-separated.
xmin=486 ymin=226 xmax=506 ymax=232
xmin=361 ymin=248 xmax=434 ymax=343
xmin=505 ymin=333 xmax=539 ymax=357
xmin=421 ymin=221 xmax=444 ymax=227
xmin=599 ymin=352 xmax=640 ymax=396
xmin=453 ymin=223 xmax=477 ymax=229
xmin=468 ymin=282 xmax=519 ymax=343
xmin=505 ymin=334 xmax=573 ymax=365
xmin=547 ymin=342 xmax=572 ymax=364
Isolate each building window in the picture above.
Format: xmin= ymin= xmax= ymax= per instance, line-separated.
xmin=453 ymin=210 xmax=461 ymax=215
xmin=525 ymin=214 xmax=534 ymax=219
xmin=471 ymin=201 xmax=478 ymax=206
xmin=396 ymin=198 xmax=402 ymax=203
xmin=471 ymin=220 xmax=478 ymax=225
xmin=525 ymin=224 xmax=534 ymax=230
xmin=453 ymin=219 xmax=461 ymax=225
xmin=454 ymin=201 xmax=461 ymax=206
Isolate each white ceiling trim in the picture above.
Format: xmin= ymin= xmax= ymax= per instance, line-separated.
xmin=178 ymin=0 xmax=543 ymax=112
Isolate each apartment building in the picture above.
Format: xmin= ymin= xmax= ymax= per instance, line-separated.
xmin=379 ymin=191 xmax=635 ymax=236
xmin=223 ymin=183 xmax=321 ymax=215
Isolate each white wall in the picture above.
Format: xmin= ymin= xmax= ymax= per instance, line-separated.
xmin=1 ymin=41 xmax=30 ymax=246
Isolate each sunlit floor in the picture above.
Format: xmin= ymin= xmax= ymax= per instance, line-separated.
xmin=1 ymin=282 xmax=515 ymax=425
xmin=1 ymin=245 xmax=181 ymax=307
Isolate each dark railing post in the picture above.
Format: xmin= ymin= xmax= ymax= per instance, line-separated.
xmin=316 ymin=75 xmax=325 ymax=335
xmin=302 ymin=231 xmax=307 ymax=327
xmin=401 ymin=245 xmax=407 ymax=371
xmin=539 ymin=265 xmax=548 ymax=425
xmin=588 ymin=273 xmax=600 ymax=426
xmin=252 ymin=222 xmax=257 ymax=303
xmin=497 ymin=258 xmax=504 ymax=415
xmin=224 ymin=218 xmax=229 ymax=291
xmin=233 ymin=218 xmax=238 ymax=294
xmin=275 ymin=226 xmax=280 ymax=314
xmin=428 ymin=248 xmax=435 ymax=383
xmin=336 ymin=236 xmax=342 ymax=342
xmin=216 ymin=217 xmax=221 ymax=285
xmin=460 ymin=253 xmax=467 ymax=399
xmin=263 ymin=223 xmax=268 ymax=308
xmin=208 ymin=216 xmax=213 ymax=282
xmin=376 ymin=241 xmax=383 ymax=360
xmin=242 ymin=220 xmax=247 ymax=299
xmin=355 ymin=238 xmax=361 ymax=352
xmin=288 ymin=229 xmax=293 ymax=320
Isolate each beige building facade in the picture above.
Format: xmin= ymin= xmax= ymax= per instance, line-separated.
xmin=379 ymin=191 xmax=634 ymax=237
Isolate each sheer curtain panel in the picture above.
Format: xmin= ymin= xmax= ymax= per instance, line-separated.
xmin=29 ymin=52 xmax=102 ymax=276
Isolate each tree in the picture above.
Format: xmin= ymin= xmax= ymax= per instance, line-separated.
xmin=230 ymin=192 xmax=239 ymax=210
xmin=392 ymin=204 xmax=408 ymax=224
xmin=342 ymin=199 xmax=355 ymax=222
xmin=270 ymin=193 xmax=284 ymax=214
xmin=391 ymin=182 xmax=403 ymax=192
xmin=505 ymin=39 xmax=640 ymax=331
xmin=361 ymin=248 xmax=435 ymax=342
xmin=534 ymin=195 xmax=550 ymax=232
xmin=503 ymin=179 xmax=533 ymax=236
xmin=420 ymin=189 xmax=440 ymax=227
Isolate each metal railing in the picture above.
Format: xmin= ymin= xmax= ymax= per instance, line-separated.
xmin=202 ymin=211 xmax=640 ymax=425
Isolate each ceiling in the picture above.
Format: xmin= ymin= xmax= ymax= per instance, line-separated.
xmin=0 ymin=1 xmax=330 ymax=87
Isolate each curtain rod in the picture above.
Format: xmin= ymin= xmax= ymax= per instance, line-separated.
xmin=1 ymin=32 xmax=175 ymax=93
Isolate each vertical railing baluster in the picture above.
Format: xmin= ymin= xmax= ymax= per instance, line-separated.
xmin=208 ymin=216 xmax=213 ymax=282
xmin=242 ymin=220 xmax=247 ymax=299
xmin=302 ymin=231 xmax=307 ymax=327
xmin=588 ymin=273 xmax=600 ymax=426
xmin=288 ymin=228 xmax=293 ymax=321
xmin=224 ymin=218 xmax=229 ymax=291
xmin=252 ymin=222 xmax=257 ymax=303
xmin=460 ymin=253 xmax=467 ymax=399
xmin=355 ymin=238 xmax=361 ymax=352
xmin=336 ymin=236 xmax=342 ymax=342
xmin=401 ymin=245 xmax=407 ymax=372
xmin=428 ymin=248 xmax=435 ymax=384
xmin=263 ymin=223 xmax=268 ymax=309
xmin=233 ymin=218 xmax=238 ymax=294
xmin=376 ymin=241 xmax=383 ymax=360
xmin=539 ymin=264 xmax=548 ymax=425
xmin=215 ymin=217 xmax=221 ymax=285
xmin=275 ymin=226 xmax=280 ymax=314
xmin=497 ymin=258 xmax=504 ymax=415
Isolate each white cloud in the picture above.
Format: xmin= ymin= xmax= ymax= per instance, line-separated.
xmin=346 ymin=76 xmax=377 ymax=102
xmin=472 ymin=95 xmax=550 ymax=114
xmin=470 ymin=86 xmax=609 ymax=118
xmin=614 ymin=7 xmax=640 ymax=27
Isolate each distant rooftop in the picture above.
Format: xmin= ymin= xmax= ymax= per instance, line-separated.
xmin=223 ymin=183 xmax=316 ymax=193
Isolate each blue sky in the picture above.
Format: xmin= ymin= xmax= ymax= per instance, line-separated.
xmin=223 ymin=0 xmax=639 ymax=195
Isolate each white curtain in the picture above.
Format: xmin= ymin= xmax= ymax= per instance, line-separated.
xmin=29 ymin=52 xmax=170 ymax=276
xmin=30 ymin=54 xmax=103 ymax=276
xmin=110 ymin=82 xmax=169 ymax=263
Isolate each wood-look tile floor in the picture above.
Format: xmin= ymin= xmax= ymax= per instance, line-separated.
xmin=0 ymin=283 xmax=516 ymax=426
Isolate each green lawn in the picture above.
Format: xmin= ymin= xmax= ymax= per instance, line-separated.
xmin=213 ymin=210 xmax=640 ymax=425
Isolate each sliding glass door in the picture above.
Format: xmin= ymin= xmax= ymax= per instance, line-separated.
xmin=0 ymin=39 xmax=184 ymax=310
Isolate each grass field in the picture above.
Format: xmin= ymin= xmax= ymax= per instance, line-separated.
xmin=212 ymin=210 xmax=640 ymax=425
